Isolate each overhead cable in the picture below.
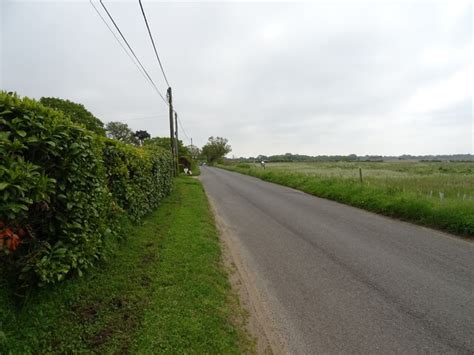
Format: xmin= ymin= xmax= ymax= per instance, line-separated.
xmin=89 ymin=0 xmax=151 ymax=85
xmin=99 ymin=0 xmax=168 ymax=105
xmin=138 ymin=0 xmax=170 ymax=88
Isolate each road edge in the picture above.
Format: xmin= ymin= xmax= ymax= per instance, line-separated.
xmin=206 ymin=194 xmax=289 ymax=355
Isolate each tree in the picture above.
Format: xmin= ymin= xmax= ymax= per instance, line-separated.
xmin=201 ymin=136 xmax=231 ymax=164
xmin=134 ymin=130 xmax=151 ymax=145
xmin=105 ymin=121 xmax=138 ymax=145
xmin=145 ymin=137 xmax=189 ymax=156
xmin=187 ymin=144 xmax=201 ymax=160
xmin=40 ymin=97 xmax=105 ymax=135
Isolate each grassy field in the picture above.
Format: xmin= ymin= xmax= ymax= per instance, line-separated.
xmin=221 ymin=161 xmax=474 ymax=237
xmin=0 ymin=177 xmax=253 ymax=353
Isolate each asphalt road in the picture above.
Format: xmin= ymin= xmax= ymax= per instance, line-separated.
xmin=199 ymin=167 xmax=474 ymax=354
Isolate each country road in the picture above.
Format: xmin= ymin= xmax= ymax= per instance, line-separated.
xmin=199 ymin=167 xmax=474 ymax=354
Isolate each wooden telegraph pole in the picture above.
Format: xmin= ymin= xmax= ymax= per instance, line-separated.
xmin=167 ymin=87 xmax=176 ymax=176
xmin=174 ymin=111 xmax=179 ymax=174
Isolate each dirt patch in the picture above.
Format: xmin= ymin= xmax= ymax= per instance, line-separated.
xmin=72 ymin=304 xmax=98 ymax=323
xmin=89 ymin=327 xmax=113 ymax=348
xmin=83 ymin=296 xmax=143 ymax=351
xmin=207 ymin=196 xmax=289 ymax=354
xmin=141 ymin=252 xmax=156 ymax=264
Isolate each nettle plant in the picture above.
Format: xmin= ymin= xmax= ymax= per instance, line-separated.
xmin=0 ymin=92 xmax=172 ymax=286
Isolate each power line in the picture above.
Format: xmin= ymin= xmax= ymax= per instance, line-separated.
xmin=137 ymin=1 xmax=192 ymax=149
xmin=92 ymin=0 xmax=191 ymax=146
xmin=138 ymin=0 xmax=170 ymax=88
xmin=177 ymin=114 xmax=190 ymax=143
xmin=99 ymin=0 xmax=168 ymax=105
xmin=89 ymin=0 xmax=151 ymax=86
xmin=136 ymin=0 xmax=192 ymax=148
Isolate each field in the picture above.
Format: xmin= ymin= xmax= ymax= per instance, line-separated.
xmin=255 ymin=161 xmax=474 ymax=201
xmin=222 ymin=161 xmax=474 ymax=236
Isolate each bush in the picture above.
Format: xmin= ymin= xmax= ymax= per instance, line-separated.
xmin=190 ymin=158 xmax=201 ymax=176
xmin=0 ymin=92 xmax=172 ymax=286
xmin=103 ymin=139 xmax=171 ymax=223
xmin=39 ymin=97 xmax=106 ymax=136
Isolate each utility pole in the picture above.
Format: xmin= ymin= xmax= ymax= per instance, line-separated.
xmin=174 ymin=111 xmax=179 ymax=174
xmin=167 ymin=87 xmax=176 ymax=176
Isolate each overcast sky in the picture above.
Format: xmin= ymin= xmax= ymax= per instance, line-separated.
xmin=1 ymin=0 xmax=472 ymax=157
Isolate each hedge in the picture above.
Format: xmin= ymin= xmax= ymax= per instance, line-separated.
xmin=39 ymin=97 xmax=106 ymax=136
xmin=103 ymin=139 xmax=172 ymax=223
xmin=0 ymin=92 xmax=172 ymax=286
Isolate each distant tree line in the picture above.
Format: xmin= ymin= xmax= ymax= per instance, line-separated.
xmin=233 ymin=153 xmax=473 ymax=163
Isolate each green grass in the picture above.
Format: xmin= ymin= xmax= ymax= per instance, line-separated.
xmin=0 ymin=177 xmax=252 ymax=353
xmin=220 ymin=161 xmax=474 ymax=237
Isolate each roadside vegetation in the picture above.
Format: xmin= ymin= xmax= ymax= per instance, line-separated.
xmin=1 ymin=92 xmax=239 ymax=352
xmin=0 ymin=177 xmax=252 ymax=353
xmin=220 ymin=161 xmax=474 ymax=237
xmin=0 ymin=92 xmax=172 ymax=287
xmin=201 ymin=136 xmax=232 ymax=165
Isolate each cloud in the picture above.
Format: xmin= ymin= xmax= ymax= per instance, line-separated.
xmin=401 ymin=63 xmax=472 ymax=114
xmin=2 ymin=0 xmax=472 ymax=156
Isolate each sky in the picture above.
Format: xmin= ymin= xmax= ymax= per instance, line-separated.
xmin=1 ymin=0 xmax=473 ymax=157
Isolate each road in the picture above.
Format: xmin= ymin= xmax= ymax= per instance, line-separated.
xmin=199 ymin=167 xmax=474 ymax=354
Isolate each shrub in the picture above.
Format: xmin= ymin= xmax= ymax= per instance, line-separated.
xmin=0 ymin=93 xmax=113 ymax=286
xmin=103 ymin=139 xmax=172 ymax=223
xmin=0 ymin=92 xmax=172 ymax=286
xmin=39 ymin=97 xmax=106 ymax=136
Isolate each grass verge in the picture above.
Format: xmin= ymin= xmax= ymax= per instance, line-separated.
xmin=0 ymin=177 xmax=252 ymax=353
xmin=218 ymin=165 xmax=474 ymax=237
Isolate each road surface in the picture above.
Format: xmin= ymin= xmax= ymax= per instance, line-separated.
xmin=199 ymin=167 xmax=474 ymax=354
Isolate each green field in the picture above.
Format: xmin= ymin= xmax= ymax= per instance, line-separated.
xmin=222 ymin=161 xmax=474 ymax=236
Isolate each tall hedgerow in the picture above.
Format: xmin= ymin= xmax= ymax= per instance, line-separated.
xmin=0 ymin=93 xmax=113 ymax=286
xmin=39 ymin=97 xmax=106 ymax=136
xmin=0 ymin=92 xmax=172 ymax=286
xmin=103 ymin=139 xmax=171 ymax=223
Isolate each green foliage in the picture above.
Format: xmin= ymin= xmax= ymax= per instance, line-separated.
xmin=145 ymin=136 xmax=189 ymax=156
xmin=237 ymin=153 xmax=473 ymax=163
xmin=40 ymin=97 xmax=105 ymax=135
xmin=134 ymin=130 xmax=151 ymax=145
xmin=0 ymin=178 xmax=251 ymax=353
xmin=0 ymin=92 xmax=172 ymax=286
xmin=105 ymin=121 xmax=139 ymax=145
xmin=145 ymin=137 xmax=198 ymax=175
xmin=103 ymin=139 xmax=172 ymax=223
xmin=236 ymin=163 xmax=251 ymax=169
xmin=187 ymin=144 xmax=201 ymax=160
xmin=201 ymin=136 xmax=231 ymax=164
xmin=190 ymin=159 xmax=201 ymax=176
xmin=1 ymin=93 xmax=113 ymax=286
